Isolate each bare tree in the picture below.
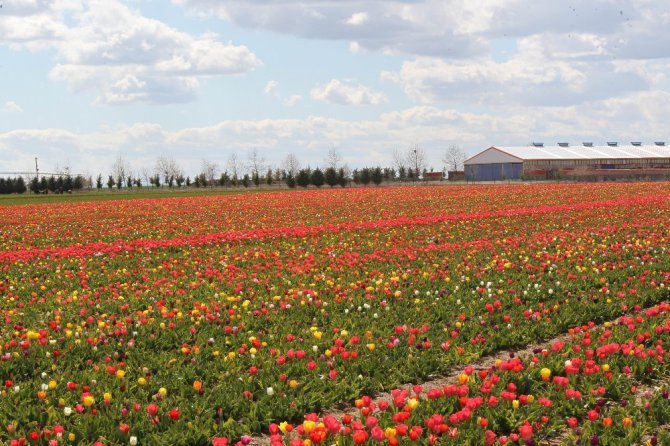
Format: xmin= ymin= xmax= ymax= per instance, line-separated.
xmin=247 ymin=148 xmax=265 ymax=186
xmin=155 ymin=155 xmax=181 ymax=187
xmin=406 ymin=144 xmax=427 ymax=179
xmin=201 ymin=159 xmax=219 ymax=187
xmin=392 ymin=148 xmax=406 ymax=172
xmin=111 ymin=155 xmax=130 ymax=187
xmin=140 ymin=167 xmax=151 ymax=188
xmin=325 ymin=146 xmax=341 ymax=170
xmin=227 ymin=151 xmax=240 ymax=182
xmin=443 ymin=145 xmax=467 ymax=172
xmin=283 ymin=153 xmax=301 ymax=178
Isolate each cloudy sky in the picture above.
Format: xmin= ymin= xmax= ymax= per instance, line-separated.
xmin=1 ymin=0 xmax=669 ymax=178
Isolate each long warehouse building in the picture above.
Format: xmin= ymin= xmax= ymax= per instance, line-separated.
xmin=464 ymin=142 xmax=670 ymax=181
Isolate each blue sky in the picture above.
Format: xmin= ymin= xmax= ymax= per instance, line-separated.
xmin=1 ymin=0 xmax=669 ymax=178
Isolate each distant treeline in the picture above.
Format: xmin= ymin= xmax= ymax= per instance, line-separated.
xmin=28 ymin=175 xmax=87 ymax=194
xmin=191 ymin=166 xmax=403 ymax=189
xmin=0 ymin=175 xmax=91 ymax=195
xmin=0 ymin=177 xmax=28 ymax=194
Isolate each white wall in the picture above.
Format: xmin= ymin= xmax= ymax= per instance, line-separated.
xmin=464 ymin=147 xmax=523 ymax=165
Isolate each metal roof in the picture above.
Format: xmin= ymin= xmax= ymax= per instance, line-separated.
xmin=479 ymin=144 xmax=670 ymax=161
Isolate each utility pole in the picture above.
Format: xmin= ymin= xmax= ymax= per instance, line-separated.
xmin=35 ymin=157 xmax=39 ymax=182
xmin=413 ymin=148 xmax=418 ymax=183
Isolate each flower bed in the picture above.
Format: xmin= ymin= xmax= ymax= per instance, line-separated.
xmin=0 ymin=183 xmax=668 ymax=445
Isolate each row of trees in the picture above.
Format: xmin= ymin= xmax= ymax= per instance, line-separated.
xmin=0 ymin=145 xmax=468 ymax=194
xmin=122 ymin=145 xmax=466 ymax=189
xmin=94 ymin=145 xmax=468 ymax=191
xmin=102 ymin=145 xmax=467 ymax=189
xmin=0 ymin=175 xmax=88 ymax=195
xmin=0 ymin=177 xmax=27 ymax=194
xmin=27 ymin=175 xmax=88 ymax=194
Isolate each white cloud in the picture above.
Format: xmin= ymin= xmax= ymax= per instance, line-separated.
xmin=0 ymin=0 xmax=261 ymax=104
xmin=284 ymin=95 xmax=302 ymax=107
xmin=2 ymin=101 xmax=23 ymax=113
xmin=5 ymin=89 xmax=670 ymax=175
xmin=311 ymin=79 xmax=387 ymax=106
xmin=264 ymin=80 xmax=279 ymax=97
xmin=387 ymin=31 xmax=651 ymax=107
xmin=174 ymin=1 xmax=670 ymax=81
xmin=0 ymin=0 xmax=80 ymax=51
xmin=349 ymin=41 xmax=362 ymax=53
xmin=174 ymin=0 xmax=490 ymax=58
xmin=346 ymin=12 xmax=369 ymax=26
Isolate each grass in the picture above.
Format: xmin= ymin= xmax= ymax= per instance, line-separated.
xmin=0 ymin=187 xmax=286 ymax=206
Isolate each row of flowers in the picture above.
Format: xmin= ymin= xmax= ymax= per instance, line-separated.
xmin=1 ymin=183 xmax=668 ymax=251
xmin=266 ymin=301 xmax=670 ymax=445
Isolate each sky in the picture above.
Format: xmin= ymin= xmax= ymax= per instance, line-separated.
xmin=1 ymin=0 xmax=670 ymax=179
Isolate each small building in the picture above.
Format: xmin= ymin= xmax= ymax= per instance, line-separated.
xmin=447 ymin=171 xmax=465 ymax=181
xmin=464 ymin=142 xmax=670 ymax=181
xmin=423 ymin=171 xmax=444 ymax=181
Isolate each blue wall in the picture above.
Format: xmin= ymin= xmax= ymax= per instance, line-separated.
xmin=464 ymin=163 xmax=523 ymax=181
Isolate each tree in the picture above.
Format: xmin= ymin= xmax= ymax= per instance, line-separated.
xmin=15 ymin=177 xmax=27 ymax=194
xmin=406 ymin=144 xmax=427 ymax=180
xmin=252 ymin=170 xmax=261 ymax=187
xmin=337 ymin=168 xmax=346 ymax=188
xmin=155 ymin=156 xmax=181 ymax=188
xmin=30 ymin=177 xmax=39 ymax=194
xmin=443 ymin=145 xmax=467 ymax=172
xmin=311 ymin=167 xmax=325 ymax=188
xmin=63 ymin=175 xmax=73 ymax=191
xmin=176 ymin=175 xmax=185 ymax=187
xmin=296 ymin=169 xmax=311 ymax=188
xmin=140 ymin=167 xmax=151 ymax=188
xmin=73 ymin=175 xmax=84 ymax=190
xmin=371 ymin=167 xmax=383 ymax=185
xmin=324 ymin=167 xmax=338 ymax=187
xmin=96 ymin=174 xmax=103 ymax=190
xmin=266 ymin=168 xmax=274 ymax=186
xmin=107 ymin=175 xmax=115 ymax=189
xmin=285 ymin=174 xmax=296 ymax=188
xmin=111 ymin=155 xmax=130 ymax=188
xmin=242 ymin=174 xmax=250 ymax=188
xmin=201 ymin=160 xmax=218 ymax=188
xmin=247 ymin=148 xmax=265 ymax=187
xmin=227 ymin=152 xmax=240 ymax=185
xmin=360 ymin=168 xmax=371 ymax=186
xmin=393 ymin=148 xmax=407 ymax=179
xmin=325 ymin=146 xmax=341 ymax=170
xmin=283 ymin=153 xmax=301 ymax=179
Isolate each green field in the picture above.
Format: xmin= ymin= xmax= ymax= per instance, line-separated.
xmin=0 ymin=187 xmax=284 ymax=206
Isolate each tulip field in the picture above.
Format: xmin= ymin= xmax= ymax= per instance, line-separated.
xmin=1 ymin=183 xmax=670 ymax=446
